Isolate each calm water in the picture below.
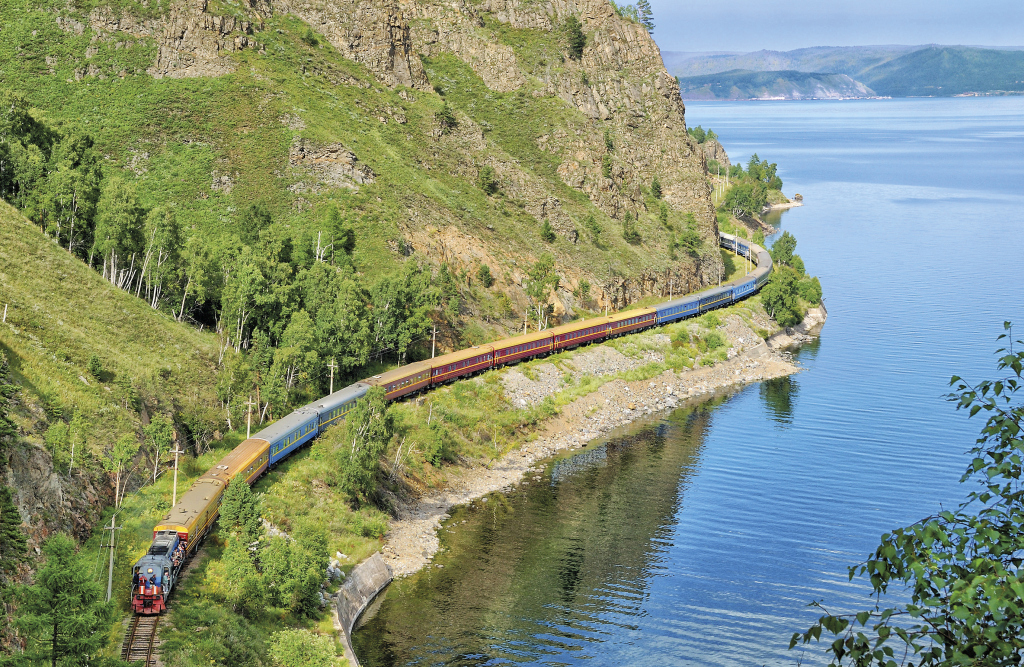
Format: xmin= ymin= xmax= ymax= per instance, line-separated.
xmin=355 ymin=97 xmax=1024 ymax=666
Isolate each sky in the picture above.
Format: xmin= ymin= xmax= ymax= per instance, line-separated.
xmin=648 ymin=0 xmax=1024 ymax=53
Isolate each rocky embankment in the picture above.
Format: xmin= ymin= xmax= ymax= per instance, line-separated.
xmin=380 ymin=306 xmax=826 ymax=577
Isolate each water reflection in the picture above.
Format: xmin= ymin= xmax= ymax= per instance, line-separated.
xmin=354 ymin=403 xmax=723 ymax=667
xmin=760 ymin=376 xmax=798 ymax=424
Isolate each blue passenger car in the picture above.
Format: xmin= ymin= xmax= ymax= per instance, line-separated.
xmin=257 ymin=408 xmax=321 ymax=465
xmin=655 ymin=297 xmax=700 ymax=324
xmin=304 ymin=382 xmax=371 ymax=431
xmin=699 ymin=286 xmax=734 ymax=312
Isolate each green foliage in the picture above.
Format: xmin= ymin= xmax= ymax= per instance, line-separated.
xmin=477 ymin=264 xmax=494 ymax=288
xmin=423 ymin=420 xmax=457 ymax=467
xmin=798 ymin=276 xmax=822 ymax=304
xmin=583 ymin=214 xmax=603 ymax=247
xmin=635 ymin=0 xmax=655 ymax=32
xmin=675 ymin=212 xmax=701 ymax=256
xmin=721 ymin=181 xmax=768 ymax=217
xmin=753 ymin=230 xmax=765 ymax=246
xmin=436 ymin=102 xmax=458 ymax=135
xmin=701 ymin=312 xmax=722 ymax=328
xmin=707 ymin=158 xmax=721 ymax=174
xmin=670 ymin=329 xmax=690 ymax=347
xmin=770 ymin=230 xmax=797 ymax=267
xmin=220 ymin=477 xmax=264 ymax=544
xmin=0 ymin=350 xmax=16 ymax=443
xmin=601 ymin=153 xmax=613 ymax=179
xmin=687 ymin=125 xmax=717 ymax=144
xmin=92 ymin=176 xmax=145 ymax=279
xmin=761 ymin=267 xmax=802 ymax=327
xmin=746 ymin=153 xmax=783 ymax=190
xmin=268 ymin=628 xmax=339 ymax=667
xmin=563 ymin=16 xmax=586 ymax=60
xmin=790 ymin=253 xmax=805 ymax=276
xmin=575 ymin=279 xmax=591 ymax=302
xmin=621 ymin=212 xmax=641 ymax=245
xmin=10 ymin=534 xmax=113 ymax=666
xmin=650 ymin=175 xmax=662 ymax=199
xmin=335 ymin=387 xmax=393 ymax=502
xmin=526 ymin=254 xmax=559 ymax=324
xmin=658 ymin=202 xmax=669 ymax=227
xmin=603 ymin=129 xmax=614 ymax=152
xmin=792 ymin=324 xmax=1024 ymax=666
xmin=703 ymin=330 xmax=727 ymax=350
xmin=540 ymin=219 xmax=556 ymax=243
xmin=477 ymin=165 xmax=499 ymax=195
xmin=300 ymin=28 xmax=319 ymax=48
xmin=0 ymin=485 xmax=27 ymax=589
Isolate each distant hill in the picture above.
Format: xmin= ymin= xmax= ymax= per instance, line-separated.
xmin=665 ymin=45 xmax=1024 ymax=98
xmin=677 ymin=70 xmax=875 ymax=100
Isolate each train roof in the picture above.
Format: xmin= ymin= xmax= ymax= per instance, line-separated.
xmin=206 ymin=437 xmax=268 ymax=481
xmin=606 ymin=306 xmax=656 ymax=324
xmin=300 ymin=382 xmax=371 ymax=414
xmin=251 ymin=408 xmax=318 ymax=444
xmin=655 ymin=294 xmax=700 ymax=311
xmin=430 ymin=345 xmax=495 ymax=366
xmin=155 ymin=477 xmax=224 ymax=532
xmin=363 ymin=361 xmax=432 ymax=387
xmin=546 ymin=316 xmax=614 ymax=336
xmin=491 ymin=329 xmax=553 ymax=349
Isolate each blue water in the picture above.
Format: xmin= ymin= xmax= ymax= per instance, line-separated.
xmin=354 ymin=97 xmax=1024 ymax=666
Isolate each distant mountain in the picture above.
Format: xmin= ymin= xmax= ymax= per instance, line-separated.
xmin=665 ymin=45 xmax=1024 ymax=98
xmin=677 ymin=70 xmax=875 ymax=100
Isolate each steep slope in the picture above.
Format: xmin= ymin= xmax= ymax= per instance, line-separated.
xmin=0 ymin=200 xmax=223 ymax=542
xmin=0 ymin=0 xmax=720 ymax=325
xmin=859 ymin=47 xmax=1024 ymax=96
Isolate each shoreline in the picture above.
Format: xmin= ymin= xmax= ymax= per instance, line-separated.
xmin=378 ymin=306 xmax=827 ymax=579
xmin=764 ymin=200 xmax=803 ymax=212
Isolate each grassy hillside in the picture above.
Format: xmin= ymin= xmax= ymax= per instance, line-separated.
xmin=861 ymin=47 xmax=1024 ymax=96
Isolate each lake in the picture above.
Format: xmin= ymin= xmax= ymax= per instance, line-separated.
xmin=354 ymin=97 xmax=1024 ymax=666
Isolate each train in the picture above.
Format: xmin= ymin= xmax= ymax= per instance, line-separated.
xmin=130 ymin=232 xmax=771 ymax=614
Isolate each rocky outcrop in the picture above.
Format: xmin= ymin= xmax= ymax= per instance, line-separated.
xmin=288 ymin=138 xmax=376 ymax=191
xmin=276 ymin=0 xmax=430 ymax=90
xmin=702 ymin=138 xmax=731 ymax=173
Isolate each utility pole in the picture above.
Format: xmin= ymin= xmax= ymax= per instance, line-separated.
xmin=431 ymin=328 xmax=438 ymax=359
xmin=105 ymin=515 xmax=123 ymax=602
xmin=328 ymin=359 xmax=337 ymax=394
xmin=170 ymin=447 xmax=185 ymax=507
xmin=244 ymin=395 xmax=257 ymax=440
xmin=2 ymin=304 xmax=6 ymax=323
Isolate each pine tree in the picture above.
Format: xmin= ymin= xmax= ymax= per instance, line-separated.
xmin=636 ymin=0 xmax=655 ymax=33
xmin=563 ymin=16 xmax=586 ymax=60
xmin=13 ymin=534 xmax=113 ymax=666
xmin=219 ymin=477 xmax=264 ymax=545
xmin=0 ymin=350 xmax=17 ymax=444
xmin=651 ymin=175 xmax=662 ymax=199
xmin=0 ymin=485 xmax=27 ymax=589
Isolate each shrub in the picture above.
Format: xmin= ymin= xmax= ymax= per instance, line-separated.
xmin=87 ymin=353 xmax=103 ymax=379
xmin=701 ymin=312 xmax=722 ymax=328
xmin=798 ymin=276 xmax=822 ymax=304
xmin=704 ymin=330 xmax=727 ymax=350
xmin=583 ymin=214 xmax=603 ymax=246
xmin=604 ymin=129 xmax=614 ymax=151
xmin=564 ymin=16 xmax=586 ymax=59
xmin=621 ymin=212 xmax=641 ymax=244
xmin=478 ymin=165 xmax=498 ymax=195
xmin=651 ymin=176 xmax=662 ymax=199
xmin=268 ymin=629 xmax=337 ymax=667
xmin=601 ymin=154 xmax=612 ymax=179
xmin=671 ymin=329 xmax=690 ymax=347
xmin=477 ymin=264 xmax=494 ymax=288
xmin=540 ymin=220 xmax=556 ymax=243
xmin=436 ymin=102 xmax=457 ymax=135
xmin=301 ymin=28 xmax=319 ymax=47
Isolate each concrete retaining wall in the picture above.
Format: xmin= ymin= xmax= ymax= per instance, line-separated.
xmin=334 ymin=552 xmax=393 ymax=667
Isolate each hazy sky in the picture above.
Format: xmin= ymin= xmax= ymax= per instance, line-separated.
xmin=649 ymin=0 xmax=1024 ymax=53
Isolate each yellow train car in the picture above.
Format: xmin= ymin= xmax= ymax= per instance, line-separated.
xmin=364 ymin=361 xmax=432 ymax=400
xmin=430 ymin=346 xmax=494 ymax=384
xmin=607 ymin=307 xmax=657 ymax=337
xmin=152 ymin=438 xmax=269 ymax=550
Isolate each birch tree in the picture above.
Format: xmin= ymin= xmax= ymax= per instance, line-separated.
xmin=92 ymin=177 xmax=144 ymax=290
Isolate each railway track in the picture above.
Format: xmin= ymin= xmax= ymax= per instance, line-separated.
xmin=121 ymin=614 xmax=159 ymax=666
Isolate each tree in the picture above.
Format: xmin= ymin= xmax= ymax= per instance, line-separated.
xmin=651 ymin=175 xmax=662 ymax=199
xmin=92 ymin=177 xmax=145 ymax=290
xmin=526 ymin=254 xmax=559 ymax=328
xmin=722 ymin=181 xmax=768 ymax=218
xmin=238 ymin=202 xmax=271 ymax=247
xmin=676 ymin=213 xmax=702 ymax=257
xmin=102 ymin=434 xmax=140 ymax=507
xmin=12 ymin=534 xmax=113 ymax=667
xmin=583 ymin=214 xmax=603 ymax=247
xmin=220 ymin=475 xmax=264 ymax=544
xmin=477 ymin=264 xmax=494 ymax=288
xmin=798 ymin=276 xmax=822 ymax=304
xmin=761 ymin=267 xmax=802 ymax=327
xmin=540 ymin=220 xmax=556 ymax=243
xmin=436 ymin=103 xmax=457 ymax=135
xmin=603 ymin=129 xmax=614 ymax=151
xmin=564 ymin=16 xmax=586 ymax=60
xmin=770 ymin=230 xmax=797 ymax=267
xmin=268 ymin=628 xmax=338 ymax=667
xmin=635 ymin=0 xmax=654 ymax=33
xmin=144 ymin=415 xmax=174 ymax=483
xmin=601 ymin=154 xmax=613 ymax=179
xmin=335 ymin=387 xmax=393 ymax=501
xmin=622 ymin=212 xmax=641 ymax=244
xmin=0 ymin=485 xmax=27 ymax=590
xmin=792 ymin=324 xmax=1024 ymax=666
xmin=478 ymin=165 xmax=498 ymax=195
xmin=0 ymin=350 xmax=17 ymax=444
xmin=139 ymin=206 xmax=181 ymax=308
